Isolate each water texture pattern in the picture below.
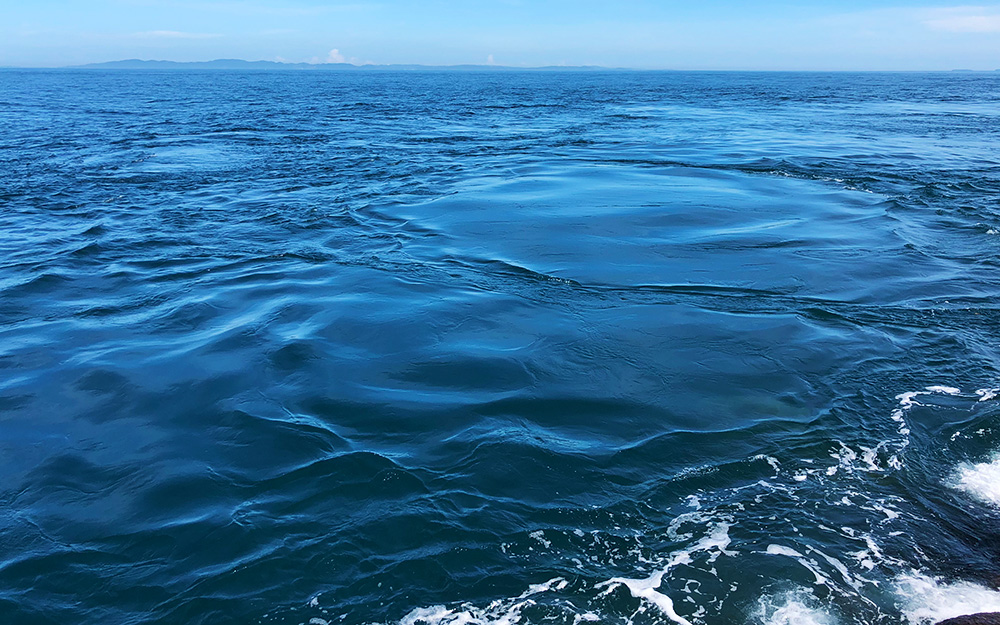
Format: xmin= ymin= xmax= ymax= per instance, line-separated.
xmin=2 ymin=70 xmax=1000 ymax=625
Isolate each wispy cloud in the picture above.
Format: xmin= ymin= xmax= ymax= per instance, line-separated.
xmin=131 ymin=30 xmax=223 ymax=39
xmin=923 ymin=6 xmax=1000 ymax=32
xmin=307 ymin=48 xmax=363 ymax=64
xmin=124 ymin=0 xmax=379 ymax=17
xmin=817 ymin=4 xmax=1000 ymax=37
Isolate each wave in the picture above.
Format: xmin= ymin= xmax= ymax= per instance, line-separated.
xmin=950 ymin=453 xmax=1000 ymax=508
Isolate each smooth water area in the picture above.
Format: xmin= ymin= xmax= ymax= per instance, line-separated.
xmin=2 ymin=70 xmax=1000 ymax=625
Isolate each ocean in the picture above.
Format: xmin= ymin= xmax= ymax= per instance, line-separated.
xmin=2 ymin=69 xmax=1000 ymax=625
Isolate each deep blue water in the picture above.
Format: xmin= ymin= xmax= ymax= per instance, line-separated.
xmin=2 ymin=69 xmax=1000 ymax=625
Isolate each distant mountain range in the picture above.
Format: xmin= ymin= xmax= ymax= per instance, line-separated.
xmin=66 ymin=59 xmax=614 ymax=71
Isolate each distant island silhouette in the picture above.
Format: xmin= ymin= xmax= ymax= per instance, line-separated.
xmin=67 ymin=59 xmax=615 ymax=71
xmin=0 ymin=60 xmax=990 ymax=71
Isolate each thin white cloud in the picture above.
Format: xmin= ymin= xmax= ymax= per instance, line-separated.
xmin=923 ymin=6 xmax=1000 ymax=32
xmin=124 ymin=1 xmax=379 ymax=17
xmin=131 ymin=30 xmax=223 ymax=39
xmin=816 ymin=5 xmax=1000 ymax=37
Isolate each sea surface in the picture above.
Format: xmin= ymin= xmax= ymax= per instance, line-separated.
xmin=2 ymin=69 xmax=1000 ymax=625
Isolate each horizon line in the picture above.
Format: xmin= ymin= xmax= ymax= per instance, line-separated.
xmin=2 ymin=58 xmax=998 ymax=73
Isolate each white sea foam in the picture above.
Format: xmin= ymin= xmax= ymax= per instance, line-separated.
xmin=519 ymin=577 xmax=567 ymax=598
xmin=885 ymin=385 xmax=970 ymax=470
xmin=976 ymin=388 xmax=999 ymax=402
xmin=828 ymin=441 xmax=897 ymax=474
xmin=951 ymin=453 xmax=1000 ymax=507
xmin=528 ymin=530 xmax=552 ymax=549
xmin=753 ymin=454 xmax=781 ymax=473
xmin=597 ymin=520 xmax=733 ymax=625
xmin=389 ymin=382 xmax=998 ymax=625
xmin=598 ymin=564 xmax=694 ymax=625
xmin=692 ymin=521 xmax=734 ymax=561
xmin=895 ymin=572 xmax=1000 ymax=624
xmin=860 ymin=446 xmax=881 ymax=472
xmin=765 ymin=545 xmax=830 ymax=586
xmin=753 ymin=589 xmax=834 ymax=625
xmin=925 ymin=385 xmax=961 ymax=395
xmin=666 ymin=511 xmax=706 ymax=542
xmin=807 ymin=545 xmax=864 ymax=592
xmin=399 ymin=599 xmax=530 ymax=625
xmin=766 ymin=545 xmax=804 ymax=559
xmin=395 ymin=575 xmax=578 ymax=625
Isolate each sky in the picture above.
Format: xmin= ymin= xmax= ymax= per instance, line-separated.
xmin=3 ymin=1 xmax=1000 ymax=70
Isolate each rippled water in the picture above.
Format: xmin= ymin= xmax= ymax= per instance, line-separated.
xmin=2 ymin=69 xmax=1000 ymax=625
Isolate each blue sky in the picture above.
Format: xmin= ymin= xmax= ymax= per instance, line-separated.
xmin=4 ymin=1 xmax=1000 ymax=69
